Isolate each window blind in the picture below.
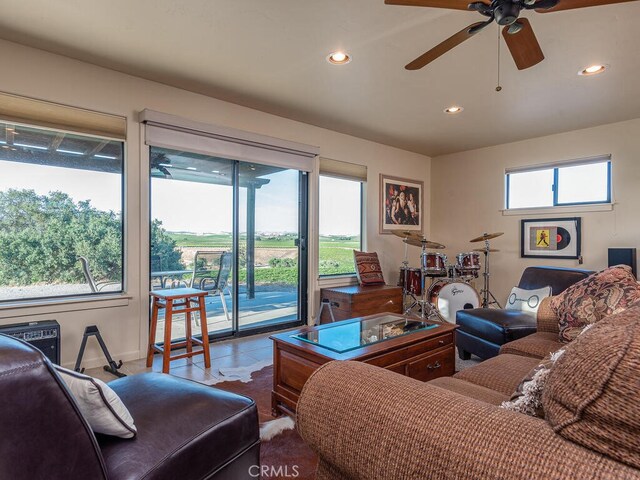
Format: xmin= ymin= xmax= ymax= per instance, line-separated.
xmin=140 ymin=109 xmax=318 ymax=172
xmin=0 ymin=91 xmax=126 ymax=140
xmin=319 ymin=157 xmax=367 ymax=182
xmin=505 ymin=154 xmax=611 ymax=174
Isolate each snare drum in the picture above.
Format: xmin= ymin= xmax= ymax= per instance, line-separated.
xmin=428 ymin=280 xmax=480 ymax=324
xmin=456 ymin=252 xmax=481 ymax=273
xmin=397 ymin=267 xmax=422 ymax=296
xmin=422 ymin=252 xmax=447 ymax=276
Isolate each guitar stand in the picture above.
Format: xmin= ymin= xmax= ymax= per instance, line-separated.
xmin=316 ymin=298 xmax=336 ymax=325
xmin=74 ymin=325 xmax=126 ymax=378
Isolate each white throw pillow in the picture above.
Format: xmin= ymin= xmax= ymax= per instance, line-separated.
xmin=505 ymin=286 xmax=552 ymax=314
xmin=55 ymin=366 xmax=136 ymax=438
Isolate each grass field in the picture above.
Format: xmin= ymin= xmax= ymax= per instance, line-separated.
xmin=168 ymin=232 xmax=359 ymax=280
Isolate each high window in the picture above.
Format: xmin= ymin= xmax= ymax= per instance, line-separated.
xmin=0 ymin=121 xmax=124 ymax=302
xmin=318 ymin=175 xmax=363 ymax=276
xmin=506 ymin=157 xmax=611 ymax=210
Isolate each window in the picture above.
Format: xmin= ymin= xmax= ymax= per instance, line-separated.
xmin=318 ymin=175 xmax=363 ymax=276
xmin=0 ymin=121 xmax=124 ymax=302
xmin=506 ymin=157 xmax=611 ymax=210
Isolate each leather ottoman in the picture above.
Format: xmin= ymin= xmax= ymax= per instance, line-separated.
xmin=456 ymin=266 xmax=592 ymax=360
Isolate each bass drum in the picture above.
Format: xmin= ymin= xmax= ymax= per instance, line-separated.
xmin=428 ymin=280 xmax=480 ymax=324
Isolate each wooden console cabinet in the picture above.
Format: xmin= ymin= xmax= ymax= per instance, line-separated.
xmin=319 ymin=284 xmax=402 ymax=324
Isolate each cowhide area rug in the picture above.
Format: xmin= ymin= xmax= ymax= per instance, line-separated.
xmin=212 ymin=363 xmax=318 ymax=480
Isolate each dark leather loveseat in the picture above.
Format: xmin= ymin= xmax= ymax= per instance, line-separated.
xmin=0 ymin=334 xmax=259 ymax=480
xmin=456 ymin=266 xmax=593 ymax=360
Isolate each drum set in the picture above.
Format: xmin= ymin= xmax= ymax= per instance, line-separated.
xmin=395 ymin=230 xmax=504 ymax=323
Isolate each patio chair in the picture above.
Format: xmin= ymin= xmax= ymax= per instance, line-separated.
xmin=190 ymin=251 xmax=232 ymax=322
xmin=78 ymin=256 xmax=121 ymax=293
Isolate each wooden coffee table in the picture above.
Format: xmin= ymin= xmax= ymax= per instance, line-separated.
xmin=270 ymin=312 xmax=456 ymax=416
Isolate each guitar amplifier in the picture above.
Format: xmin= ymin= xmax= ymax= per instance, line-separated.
xmin=0 ymin=320 xmax=60 ymax=364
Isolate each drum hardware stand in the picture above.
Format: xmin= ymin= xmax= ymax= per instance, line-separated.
xmin=479 ymin=240 xmax=502 ymax=309
xmin=316 ymin=298 xmax=336 ymax=325
xmin=74 ymin=325 xmax=126 ymax=378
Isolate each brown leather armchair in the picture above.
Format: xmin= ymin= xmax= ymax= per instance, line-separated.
xmin=0 ymin=334 xmax=260 ymax=480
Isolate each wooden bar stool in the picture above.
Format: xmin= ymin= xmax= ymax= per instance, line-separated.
xmin=147 ymin=288 xmax=211 ymax=373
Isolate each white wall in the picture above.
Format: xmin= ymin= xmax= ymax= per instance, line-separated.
xmin=431 ymin=118 xmax=640 ymax=303
xmin=0 ymin=39 xmax=431 ymax=367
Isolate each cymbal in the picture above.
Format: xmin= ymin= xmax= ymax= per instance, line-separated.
xmin=403 ymin=238 xmax=446 ymax=250
xmin=473 ymin=248 xmax=500 ymax=253
xmin=470 ymin=232 xmax=504 ymax=243
xmin=392 ymin=230 xmax=423 ymax=240
xmin=393 ymin=230 xmax=446 ymax=249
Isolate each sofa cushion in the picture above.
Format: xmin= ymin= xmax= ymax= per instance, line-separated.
xmin=353 ymin=250 xmax=385 ymax=285
xmin=543 ymin=305 xmax=640 ymax=470
xmin=500 ymin=331 xmax=564 ymax=359
xmin=453 ymin=353 xmax=539 ymax=397
xmin=549 ymin=265 xmax=640 ymax=342
xmin=456 ymin=308 xmax=537 ymax=346
xmin=428 ymin=377 xmax=508 ymax=405
xmin=55 ymin=366 xmax=136 ymax=438
xmin=99 ymin=373 xmax=259 ymax=480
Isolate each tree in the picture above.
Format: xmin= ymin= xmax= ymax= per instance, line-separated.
xmin=0 ymin=189 xmax=183 ymax=286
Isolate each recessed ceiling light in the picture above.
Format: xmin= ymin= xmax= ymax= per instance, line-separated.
xmin=211 ymin=170 xmax=220 ymax=174
xmin=186 ymin=167 xmax=197 ymax=171
xmin=444 ymin=106 xmax=464 ymax=114
xmin=579 ymin=64 xmax=608 ymax=76
xmin=327 ymin=51 xmax=351 ymax=65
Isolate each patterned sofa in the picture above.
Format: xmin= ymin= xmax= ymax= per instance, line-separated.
xmin=297 ymin=295 xmax=640 ymax=480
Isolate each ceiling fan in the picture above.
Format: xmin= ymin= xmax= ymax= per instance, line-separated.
xmin=385 ymin=0 xmax=637 ymax=71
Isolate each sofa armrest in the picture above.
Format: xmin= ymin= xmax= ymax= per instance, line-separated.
xmin=537 ymin=296 xmax=560 ymax=334
xmin=297 ymin=361 xmax=639 ymax=480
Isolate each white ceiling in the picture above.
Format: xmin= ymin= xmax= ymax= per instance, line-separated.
xmin=0 ymin=0 xmax=639 ymax=156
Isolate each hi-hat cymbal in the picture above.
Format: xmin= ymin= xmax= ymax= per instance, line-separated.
xmin=473 ymin=248 xmax=500 ymax=253
xmin=402 ymin=237 xmax=446 ymax=250
xmin=470 ymin=232 xmax=504 ymax=243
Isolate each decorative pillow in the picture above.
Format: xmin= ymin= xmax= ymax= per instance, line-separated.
xmin=500 ymin=348 xmax=565 ymax=418
xmin=549 ymin=265 xmax=640 ymax=342
xmin=542 ymin=304 xmax=640 ymax=469
xmin=55 ymin=366 xmax=136 ymax=438
xmin=505 ymin=286 xmax=552 ymax=314
xmin=353 ymin=250 xmax=385 ymax=286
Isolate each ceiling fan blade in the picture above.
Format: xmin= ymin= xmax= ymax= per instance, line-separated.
xmin=384 ymin=0 xmax=489 ymax=10
xmin=405 ymin=21 xmax=488 ymax=70
xmin=502 ymin=19 xmax=544 ymax=70
xmin=535 ymin=0 xmax=637 ymax=12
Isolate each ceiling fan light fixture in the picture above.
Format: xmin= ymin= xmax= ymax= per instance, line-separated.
xmin=579 ymin=64 xmax=608 ymax=76
xmin=444 ymin=106 xmax=464 ymax=114
xmin=327 ymin=51 xmax=351 ymax=65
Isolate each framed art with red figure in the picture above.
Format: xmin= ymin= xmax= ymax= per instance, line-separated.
xmin=379 ymin=174 xmax=424 ymax=234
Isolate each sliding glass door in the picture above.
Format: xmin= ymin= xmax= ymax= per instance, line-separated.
xmin=149 ymin=147 xmax=306 ymax=342
xmin=238 ymin=164 xmax=303 ymax=330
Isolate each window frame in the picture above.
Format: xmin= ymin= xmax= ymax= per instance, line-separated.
xmin=0 ymin=121 xmax=126 ymax=304
xmin=505 ymin=158 xmax=612 ymax=210
xmin=318 ymin=174 xmax=364 ymax=278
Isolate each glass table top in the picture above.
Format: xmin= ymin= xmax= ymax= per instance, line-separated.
xmin=291 ymin=315 xmax=438 ymax=353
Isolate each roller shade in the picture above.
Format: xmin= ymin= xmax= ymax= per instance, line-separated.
xmin=319 ymin=157 xmax=367 ymax=182
xmin=0 ymin=91 xmax=126 ymax=140
xmin=506 ymin=154 xmax=611 ymax=174
xmin=140 ymin=109 xmax=318 ymax=172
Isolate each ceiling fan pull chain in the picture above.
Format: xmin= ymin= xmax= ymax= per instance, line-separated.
xmin=496 ymin=25 xmax=503 ymax=92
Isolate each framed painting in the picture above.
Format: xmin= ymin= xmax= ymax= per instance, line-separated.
xmin=379 ymin=174 xmax=423 ymax=234
xmin=521 ymin=217 xmax=582 ymax=259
